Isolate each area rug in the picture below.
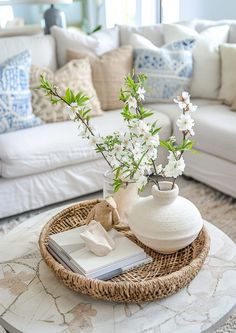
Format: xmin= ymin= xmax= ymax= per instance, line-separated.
xmin=0 ymin=177 xmax=235 ymax=333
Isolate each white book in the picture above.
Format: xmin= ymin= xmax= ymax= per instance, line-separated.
xmin=48 ymin=240 xmax=147 ymax=278
xmin=47 ymin=245 xmax=152 ymax=280
xmin=48 ymin=225 xmax=147 ymax=276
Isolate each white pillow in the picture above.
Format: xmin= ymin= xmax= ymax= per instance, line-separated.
xmin=219 ymin=43 xmax=236 ymax=106
xmin=92 ymin=27 xmax=119 ymax=55
xmin=51 ymin=26 xmax=119 ymax=67
xmin=128 ymin=33 xmax=159 ymax=50
xmin=163 ymin=24 xmax=229 ymax=99
xmin=119 ymin=24 xmax=164 ymax=47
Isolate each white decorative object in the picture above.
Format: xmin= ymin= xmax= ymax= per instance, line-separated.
xmin=0 ymin=207 xmax=235 ymax=333
xmin=80 ymin=220 xmax=115 ymax=256
xmin=128 ymin=181 xmax=203 ymax=253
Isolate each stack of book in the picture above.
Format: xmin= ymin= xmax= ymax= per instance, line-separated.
xmin=47 ymin=225 xmax=152 ymax=280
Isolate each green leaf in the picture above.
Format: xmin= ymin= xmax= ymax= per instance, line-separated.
xmin=65 ymin=88 xmax=72 ymax=104
xmin=113 ymin=178 xmax=123 ymax=192
xmin=160 ymin=140 xmax=175 ymax=152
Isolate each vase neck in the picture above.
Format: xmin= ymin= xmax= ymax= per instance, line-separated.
xmin=152 ymin=182 xmax=179 ymax=205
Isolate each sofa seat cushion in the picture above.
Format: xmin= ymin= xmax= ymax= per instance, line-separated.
xmin=149 ymin=101 xmax=236 ymax=164
xmin=190 ymin=104 xmax=236 ymax=164
xmin=0 ymin=109 xmax=171 ymax=178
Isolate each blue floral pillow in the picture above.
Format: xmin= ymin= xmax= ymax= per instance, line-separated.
xmin=0 ymin=50 xmax=42 ymax=134
xmin=134 ymin=39 xmax=196 ymax=102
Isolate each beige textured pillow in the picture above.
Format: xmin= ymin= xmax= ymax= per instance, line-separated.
xmin=30 ymin=58 xmax=103 ymax=123
xmin=67 ymin=46 xmax=133 ymax=110
xmin=219 ymin=44 xmax=236 ymax=106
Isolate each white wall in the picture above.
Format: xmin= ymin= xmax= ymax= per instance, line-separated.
xmin=180 ymin=0 xmax=236 ymax=21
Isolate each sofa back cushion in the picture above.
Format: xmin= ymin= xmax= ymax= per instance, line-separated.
xmin=119 ymin=24 xmax=164 ymax=47
xmin=180 ymin=19 xmax=236 ymax=43
xmin=67 ymin=46 xmax=133 ymax=111
xmin=134 ymin=38 xmax=195 ymax=103
xmin=0 ymin=50 xmax=42 ymax=134
xmin=0 ymin=34 xmax=57 ymax=71
xmin=164 ymin=24 xmax=229 ymax=99
xmin=219 ymin=43 xmax=236 ymax=107
xmin=51 ymin=26 xmax=119 ymax=68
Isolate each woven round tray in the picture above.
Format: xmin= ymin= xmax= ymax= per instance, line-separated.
xmin=39 ymin=199 xmax=210 ymax=303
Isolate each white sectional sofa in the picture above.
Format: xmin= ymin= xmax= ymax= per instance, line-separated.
xmin=1 ymin=20 xmax=236 ymax=218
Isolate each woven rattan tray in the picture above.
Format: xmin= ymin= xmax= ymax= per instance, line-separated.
xmin=39 ymin=199 xmax=210 ymax=303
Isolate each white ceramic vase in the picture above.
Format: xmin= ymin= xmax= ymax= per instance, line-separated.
xmin=128 ymin=181 xmax=203 ymax=254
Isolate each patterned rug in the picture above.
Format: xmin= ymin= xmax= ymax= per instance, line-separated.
xmin=0 ymin=177 xmax=235 ymax=332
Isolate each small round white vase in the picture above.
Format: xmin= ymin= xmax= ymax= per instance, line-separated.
xmin=128 ymin=181 xmax=203 ymax=254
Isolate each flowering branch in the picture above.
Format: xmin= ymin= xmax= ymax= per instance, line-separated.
xmin=159 ymin=92 xmax=197 ymax=189
xmin=39 ymin=74 xmax=197 ymax=193
xmin=39 ymin=75 xmax=112 ymax=169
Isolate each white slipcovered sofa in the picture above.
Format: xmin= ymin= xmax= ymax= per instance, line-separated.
xmin=0 ymin=19 xmax=236 ymax=218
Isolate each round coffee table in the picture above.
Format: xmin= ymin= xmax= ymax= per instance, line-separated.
xmin=0 ymin=205 xmax=236 ymax=333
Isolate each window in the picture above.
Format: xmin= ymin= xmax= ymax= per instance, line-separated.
xmin=0 ymin=1 xmax=14 ymax=28
xmin=161 ymin=0 xmax=180 ymax=23
xmin=104 ymin=0 xmax=159 ymax=28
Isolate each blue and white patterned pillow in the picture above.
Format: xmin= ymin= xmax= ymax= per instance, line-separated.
xmin=134 ymin=39 xmax=196 ymax=102
xmin=0 ymin=50 xmax=42 ymax=134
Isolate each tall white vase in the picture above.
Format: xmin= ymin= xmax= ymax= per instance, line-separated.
xmin=103 ymin=170 xmax=138 ymax=226
xmin=113 ymin=183 xmax=139 ymax=226
xmin=128 ymin=181 xmax=203 ymax=254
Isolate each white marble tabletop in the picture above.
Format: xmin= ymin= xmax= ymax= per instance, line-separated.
xmin=0 ymin=205 xmax=236 ymax=333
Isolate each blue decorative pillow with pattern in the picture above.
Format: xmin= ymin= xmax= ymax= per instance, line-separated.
xmin=0 ymin=50 xmax=42 ymax=134
xmin=134 ymin=38 xmax=196 ymax=102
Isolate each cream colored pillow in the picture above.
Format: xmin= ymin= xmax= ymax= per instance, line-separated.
xmin=30 ymin=58 xmax=103 ymax=123
xmin=219 ymin=44 xmax=236 ymax=107
xmin=67 ymin=46 xmax=133 ymax=111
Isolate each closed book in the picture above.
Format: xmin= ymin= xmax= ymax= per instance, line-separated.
xmin=48 ymin=225 xmax=147 ymax=278
xmin=48 ymin=245 xmax=152 ymax=280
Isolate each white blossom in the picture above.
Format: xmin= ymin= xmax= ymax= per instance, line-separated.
xmin=88 ymin=134 xmax=103 ymax=146
xmin=146 ymin=133 xmax=160 ymax=147
xmin=132 ymin=145 xmax=143 ymax=162
xmin=64 ymin=105 xmax=76 ymax=120
xmin=155 ymin=164 xmax=163 ymax=174
xmin=136 ymin=175 xmax=148 ymax=188
xmin=188 ymin=103 xmax=198 ymax=112
xmin=77 ymin=123 xmax=87 ymax=135
xmin=169 ymin=136 xmax=176 ymax=143
xmin=130 ymin=120 xmax=150 ymax=135
xmin=164 ymin=156 xmax=185 ymax=178
xmin=126 ymin=96 xmax=137 ymax=109
xmin=108 ymin=157 xmax=120 ymax=168
xmin=113 ymin=144 xmax=124 ymax=159
xmin=189 ymin=128 xmax=195 ymax=136
xmin=174 ymin=91 xmax=190 ymax=106
xmin=137 ymin=86 xmax=146 ymax=101
xmin=176 ymin=114 xmax=194 ymax=132
xmin=70 ymin=102 xmax=77 ymax=108
xmin=146 ymin=147 xmax=158 ymax=160
xmin=168 ymin=151 xmax=180 ymax=162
